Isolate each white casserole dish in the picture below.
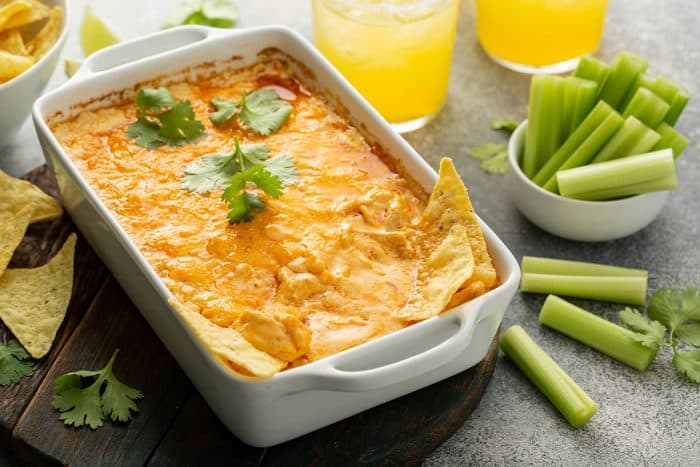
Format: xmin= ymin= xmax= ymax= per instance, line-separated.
xmin=32 ymin=25 xmax=520 ymax=447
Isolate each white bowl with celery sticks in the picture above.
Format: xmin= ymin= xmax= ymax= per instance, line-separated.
xmin=507 ymin=51 xmax=690 ymax=242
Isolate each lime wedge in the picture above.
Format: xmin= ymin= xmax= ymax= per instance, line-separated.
xmin=64 ymin=58 xmax=82 ymax=78
xmin=80 ymin=5 xmax=119 ymax=56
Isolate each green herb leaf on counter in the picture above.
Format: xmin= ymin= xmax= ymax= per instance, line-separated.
xmin=182 ymin=139 xmax=297 ymax=193
xmin=221 ymin=165 xmax=283 ymax=224
xmin=648 ymin=286 xmax=700 ymax=332
xmin=618 ymin=307 xmax=667 ymax=349
xmin=467 ymin=117 xmax=520 ymax=175
xmin=0 ymin=339 xmax=35 ymax=386
xmin=52 ymin=350 xmax=142 ymax=429
xmin=163 ymin=0 xmax=238 ymax=29
xmin=209 ymin=89 xmax=292 ymax=135
xmin=127 ymin=87 xmax=205 ymax=149
xmin=490 ymin=118 xmax=519 ymax=132
xmin=672 ymin=349 xmax=700 ymax=383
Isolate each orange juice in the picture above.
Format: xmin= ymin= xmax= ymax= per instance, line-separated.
xmin=476 ymin=0 xmax=608 ymax=73
xmin=312 ymin=0 xmax=460 ymax=131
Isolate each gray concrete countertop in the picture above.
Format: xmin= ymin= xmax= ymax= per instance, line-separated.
xmin=1 ymin=1 xmax=698 ymax=465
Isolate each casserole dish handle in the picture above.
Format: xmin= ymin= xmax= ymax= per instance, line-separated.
xmin=296 ymin=307 xmax=479 ymax=392
xmin=70 ymin=25 xmax=231 ymax=82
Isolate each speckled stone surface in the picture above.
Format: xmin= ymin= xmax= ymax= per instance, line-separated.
xmin=1 ymin=1 xmax=698 ymax=465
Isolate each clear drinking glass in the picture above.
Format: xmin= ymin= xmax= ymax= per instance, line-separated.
xmin=312 ymin=0 xmax=460 ymax=133
xmin=476 ymin=0 xmax=609 ymax=74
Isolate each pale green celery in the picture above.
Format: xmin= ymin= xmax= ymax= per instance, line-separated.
xmin=590 ymin=116 xmax=660 ymax=163
xmin=652 ymin=77 xmax=684 ymax=103
xmin=664 ymin=89 xmax=689 ymax=125
xmin=521 ymin=256 xmax=647 ymax=278
xmin=556 ymin=149 xmax=675 ymax=199
xmin=599 ymin=51 xmax=648 ymax=110
xmin=561 ymin=78 xmax=579 ymax=143
xmin=523 ymin=75 xmax=565 ymax=178
xmin=520 ymin=273 xmax=648 ymax=305
xmin=531 ymin=101 xmax=613 ymax=187
xmin=569 ymin=79 xmax=598 ymax=135
xmin=620 ymin=73 xmax=655 ymax=110
xmin=541 ymin=111 xmax=624 ymax=192
xmin=653 ymin=122 xmax=689 ymax=158
xmin=500 ymin=325 xmax=598 ymax=428
xmin=564 ymin=172 xmax=677 ymax=201
xmin=573 ymin=55 xmax=610 ymax=94
xmin=623 ymin=87 xmax=670 ymax=128
xmin=539 ymin=295 xmax=658 ymax=371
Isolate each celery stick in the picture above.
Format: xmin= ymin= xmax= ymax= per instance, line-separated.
xmin=541 ymin=111 xmax=624 ymax=192
xmin=652 ymin=77 xmax=684 ymax=103
xmin=500 ymin=325 xmax=598 ymax=428
xmin=573 ymin=55 xmax=610 ymax=94
xmin=531 ymin=101 xmax=613 ymax=187
xmin=521 ymin=273 xmax=648 ymax=305
xmin=653 ymin=122 xmax=689 ymax=158
xmin=561 ymin=78 xmax=580 ymax=143
xmin=521 ymin=256 xmax=647 ymax=278
xmin=557 ymin=149 xmax=676 ymax=199
xmin=539 ymin=295 xmax=658 ymax=371
xmin=566 ymin=172 xmax=678 ymax=201
xmin=523 ymin=75 xmax=565 ymax=178
xmin=590 ymin=116 xmax=661 ymax=164
xmin=599 ymin=51 xmax=648 ymax=110
xmin=664 ymin=89 xmax=689 ymax=125
xmin=569 ymin=79 xmax=598 ymax=135
xmin=620 ymin=73 xmax=655 ymax=110
xmin=623 ymin=87 xmax=670 ymax=128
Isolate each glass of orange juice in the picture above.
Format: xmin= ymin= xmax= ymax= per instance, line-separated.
xmin=476 ymin=0 xmax=608 ymax=74
xmin=312 ymin=0 xmax=460 ymax=132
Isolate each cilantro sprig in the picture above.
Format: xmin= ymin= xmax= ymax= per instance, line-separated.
xmin=466 ymin=117 xmax=520 ymax=175
xmin=182 ymin=138 xmax=298 ymax=223
xmin=210 ymin=88 xmax=292 ymax=135
xmin=0 ymin=339 xmax=35 ymax=386
xmin=51 ymin=350 xmax=143 ymax=429
xmin=126 ymin=87 xmax=205 ymax=149
xmin=619 ymin=286 xmax=700 ymax=383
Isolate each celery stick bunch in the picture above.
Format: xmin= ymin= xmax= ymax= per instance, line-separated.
xmin=520 ymin=51 xmax=690 ymax=201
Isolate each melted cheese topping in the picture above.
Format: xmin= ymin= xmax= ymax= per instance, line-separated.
xmin=51 ymin=59 xmax=428 ymax=368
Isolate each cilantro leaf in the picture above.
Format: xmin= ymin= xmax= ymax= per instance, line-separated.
xmin=618 ymin=307 xmax=667 ymax=349
xmin=182 ymin=139 xmax=297 ymax=194
xmin=238 ymin=89 xmax=293 ymax=135
xmin=51 ymin=350 xmax=142 ymax=429
xmin=490 ymin=118 xmax=519 ymax=133
xmin=221 ymin=165 xmax=282 ymax=224
xmin=468 ymin=143 xmax=505 ymax=160
xmin=136 ymin=87 xmax=175 ymax=114
xmin=0 ymin=340 xmax=35 ymax=386
xmin=127 ymin=88 xmax=205 ymax=149
xmin=672 ymin=348 xmax=700 ymax=383
xmin=648 ymin=286 xmax=700 ymax=334
xmin=480 ymin=150 xmax=508 ymax=175
xmin=210 ymin=97 xmax=240 ymax=126
xmin=676 ymin=322 xmax=700 ymax=346
xmin=163 ymin=0 xmax=238 ymax=29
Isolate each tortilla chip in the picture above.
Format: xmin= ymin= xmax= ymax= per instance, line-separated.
xmin=26 ymin=4 xmax=60 ymax=59
xmin=0 ymin=168 xmax=62 ymax=223
xmin=0 ymin=233 xmax=75 ymax=358
xmin=0 ymin=28 xmax=27 ymax=55
xmin=170 ymin=298 xmax=285 ymax=377
xmin=421 ymin=158 xmax=497 ymax=292
xmin=0 ymin=204 xmax=34 ymax=276
xmin=395 ymin=225 xmax=475 ymax=321
xmin=0 ymin=0 xmax=31 ymax=30
xmin=0 ymin=48 xmax=32 ymax=79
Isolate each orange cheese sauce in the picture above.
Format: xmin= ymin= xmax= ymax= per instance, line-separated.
xmin=51 ymin=59 xmax=429 ymax=367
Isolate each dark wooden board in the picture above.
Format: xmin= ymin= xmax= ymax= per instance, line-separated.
xmin=3 ymin=165 xmax=500 ymax=466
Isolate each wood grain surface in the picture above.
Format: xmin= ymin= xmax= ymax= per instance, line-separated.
xmin=0 ymin=165 xmax=500 ymax=466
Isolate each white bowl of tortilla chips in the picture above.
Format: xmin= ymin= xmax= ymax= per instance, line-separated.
xmin=0 ymin=0 xmax=68 ymax=146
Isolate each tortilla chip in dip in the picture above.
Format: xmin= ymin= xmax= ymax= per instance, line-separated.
xmin=0 ymin=203 xmax=34 ymax=275
xmin=0 ymin=168 xmax=62 ymax=223
xmin=0 ymin=233 xmax=75 ymax=358
xmin=170 ymin=298 xmax=285 ymax=377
